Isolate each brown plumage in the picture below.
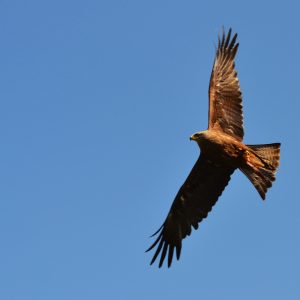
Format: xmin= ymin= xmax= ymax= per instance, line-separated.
xmin=146 ymin=28 xmax=281 ymax=268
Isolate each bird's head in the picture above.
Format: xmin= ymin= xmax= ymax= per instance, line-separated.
xmin=190 ymin=131 xmax=206 ymax=142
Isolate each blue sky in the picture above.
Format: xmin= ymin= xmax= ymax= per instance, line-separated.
xmin=0 ymin=0 xmax=299 ymax=299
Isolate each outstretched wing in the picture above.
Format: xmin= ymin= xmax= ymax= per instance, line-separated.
xmin=146 ymin=154 xmax=235 ymax=267
xmin=208 ymin=28 xmax=244 ymax=141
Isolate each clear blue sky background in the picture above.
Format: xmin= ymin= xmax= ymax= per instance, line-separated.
xmin=0 ymin=1 xmax=299 ymax=299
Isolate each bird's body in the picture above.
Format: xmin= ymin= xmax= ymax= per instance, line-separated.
xmin=147 ymin=28 xmax=281 ymax=268
xmin=192 ymin=130 xmax=266 ymax=170
xmin=192 ymin=130 xmax=245 ymax=167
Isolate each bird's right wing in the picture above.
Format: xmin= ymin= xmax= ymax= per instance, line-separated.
xmin=146 ymin=154 xmax=235 ymax=268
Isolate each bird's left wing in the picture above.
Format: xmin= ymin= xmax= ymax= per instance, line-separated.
xmin=146 ymin=154 xmax=235 ymax=267
xmin=208 ymin=28 xmax=244 ymax=141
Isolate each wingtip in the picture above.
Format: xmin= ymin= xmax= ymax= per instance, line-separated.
xmin=149 ymin=224 xmax=164 ymax=237
xmin=146 ymin=231 xmax=163 ymax=253
xmin=221 ymin=27 xmax=225 ymax=46
xmin=158 ymin=243 xmax=168 ymax=268
xmin=224 ymin=28 xmax=232 ymax=48
xmin=217 ymin=27 xmax=239 ymax=53
xmin=176 ymin=244 xmax=182 ymax=260
xmin=168 ymin=245 xmax=174 ymax=268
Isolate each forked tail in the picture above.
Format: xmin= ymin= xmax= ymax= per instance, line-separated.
xmin=240 ymin=143 xmax=281 ymax=199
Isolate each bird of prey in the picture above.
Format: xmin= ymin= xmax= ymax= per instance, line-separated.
xmin=146 ymin=28 xmax=281 ymax=268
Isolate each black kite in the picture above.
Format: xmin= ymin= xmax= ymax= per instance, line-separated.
xmin=146 ymin=28 xmax=281 ymax=268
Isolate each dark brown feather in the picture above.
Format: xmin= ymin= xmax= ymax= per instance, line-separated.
xmin=146 ymin=154 xmax=235 ymax=267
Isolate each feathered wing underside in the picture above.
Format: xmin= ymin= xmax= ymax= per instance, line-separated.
xmin=208 ymin=28 xmax=244 ymax=141
xmin=146 ymin=154 xmax=235 ymax=268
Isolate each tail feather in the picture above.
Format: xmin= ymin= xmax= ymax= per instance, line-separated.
xmin=246 ymin=143 xmax=280 ymax=169
xmin=240 ymin=143 xmax=281 ymax=200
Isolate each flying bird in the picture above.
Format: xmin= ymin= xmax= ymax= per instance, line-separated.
xmin=146 ymin=28 xmax=281 ymax=268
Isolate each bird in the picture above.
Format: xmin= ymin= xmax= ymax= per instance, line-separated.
xmin=146 ymin=28 xmax=281 ymax=268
